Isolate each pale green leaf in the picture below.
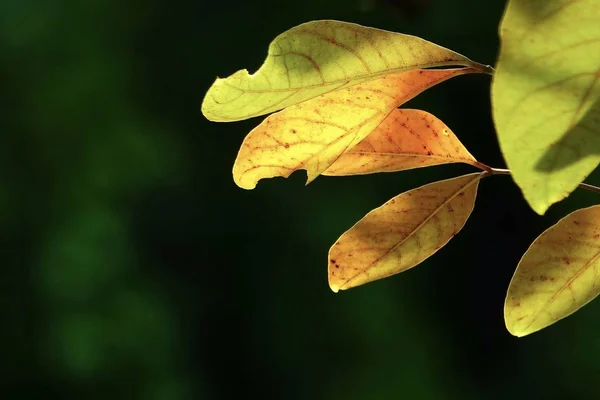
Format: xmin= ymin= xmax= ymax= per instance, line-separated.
xmin=203 ymin=20 xmax=491 ymax=122
xmin=492 ymin=0 xmax=600 ymax=215
xmin=505 ymin=205 xmax=600 ymax=337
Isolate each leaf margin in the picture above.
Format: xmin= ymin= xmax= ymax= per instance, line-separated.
xmin=328 ymin=172 xmax=484 ymax=293
xmin=203 ymin=19 xmax=493 ymax=122
xmin=504 ymin=204 xmax=600 ymax=337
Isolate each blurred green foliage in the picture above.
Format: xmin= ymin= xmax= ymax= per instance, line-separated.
xmin=1 ymin=0 xmax=599 ymax=399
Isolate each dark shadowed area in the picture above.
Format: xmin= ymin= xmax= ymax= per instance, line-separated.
xmin=2 ymin=0 xmax=599 ymax=399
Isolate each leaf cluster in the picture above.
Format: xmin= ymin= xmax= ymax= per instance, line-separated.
xmin=202 ymin=0 xmax=600 ymax=337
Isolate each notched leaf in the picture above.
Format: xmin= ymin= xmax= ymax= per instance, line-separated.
xmin=328 ymin=173 xmax=483 ymax=292
xmin=233 ymin=68 xmax=477 ymax=189
xmin=202 ymin=19 xmax=491 ymax=122
xmin=323 ymin=108 xmax=481 ymax=176
xmin=505 ymin=205 xmax=600 ymax=337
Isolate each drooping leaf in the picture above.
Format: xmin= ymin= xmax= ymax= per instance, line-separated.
xmin=323 ymin=109 xmax=482 ymax=176
xmin=233 ymin=68 xmax=477 ymax=189
xmin=202 ymin=20 xmax=492 ymax=122
xmin=328 ymin=173 xmax=483 ymax=292
xmin=505 ymin=205 xmax=600 ymax=337
xmin=492 ymin=0 xmax=600 ymax=215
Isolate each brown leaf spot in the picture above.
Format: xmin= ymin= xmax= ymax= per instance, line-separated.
xmin=330 ymin=257 xmax=341 ymax=269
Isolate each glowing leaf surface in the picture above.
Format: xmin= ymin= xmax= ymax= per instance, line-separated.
xmin=505 ymin=205 xmax=600 ymax=337
xmin=233 ymin=69 xmax=476 ymax=189
xmin=324 ymin=109 xmax=480 ymax=176
xmin=203 ymin=20 xmax=490 ymax=121
xmin=329 ymin=173 xmax=482 ymax=292
xmin=492 ymin=0 xmax=600 ymax=214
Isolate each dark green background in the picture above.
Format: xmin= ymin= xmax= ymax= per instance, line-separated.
xmin=2 ymin=0 xmax=599 ymax=399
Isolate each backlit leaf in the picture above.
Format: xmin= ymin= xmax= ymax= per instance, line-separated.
xmin=203 ymin=20 xmax=492 ymax=122
xmin=328 ymin=173 xmax=483 ymax=292
xmin=492 ymin=0 xmax=600 ymax=215
xmin=323 ymin=109 xmax=482 ymax=176
xmin=233 ymin=68 xmax=477 ymax=189
xmin=505 ymin=205 xmax=600 ymax=337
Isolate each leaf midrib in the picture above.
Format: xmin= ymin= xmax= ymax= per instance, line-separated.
xmin=520 ymin=234 xmax=600 ymax=333
xmin=338 ymin=173 xmax=481 ymax=290
xmin=221 ymin=64 xmax=476 ymax=94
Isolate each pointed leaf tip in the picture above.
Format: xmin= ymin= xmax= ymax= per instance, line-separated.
xmin=505 ymin=205 xmax=600 ymax=336
xmin=329 ymin=281 xmax=341 ymax=293
xmin=202 ymin=19 xmax=485 ymax=122
xmin=233 ymin=68 xmax=476 ymax=189
xmin=323 ymin=109 xmax=479 ymax=176
xmin=328 ymin=173 xmax=483 ymax=291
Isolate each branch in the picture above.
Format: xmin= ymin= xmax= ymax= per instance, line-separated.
xmin=482 ymin=167 xmax=600 ymax=194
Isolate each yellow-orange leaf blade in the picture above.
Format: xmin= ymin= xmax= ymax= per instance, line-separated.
xmin=328 ymin=173 xmax=483 ymax=292
xmin=202 ymin=20 xmax=491 ymax=122
xmin=505 ymin=205 xmax=600 ymax=337
xmin=323 ymin=109 xmax=480 ymax=176
xmin=233 ymin=68 xmax=476 ymax=189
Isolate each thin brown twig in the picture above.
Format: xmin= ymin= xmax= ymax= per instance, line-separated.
xmin=482 ymin=167 xmax=600 ymax=194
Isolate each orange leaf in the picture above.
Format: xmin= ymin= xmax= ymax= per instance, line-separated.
xmin=323 ymin=109 xmax=481 ymax=176
xmin=233 ymin=68 xmax=478 ymax=189
xmin=328 ymin=173 xmax=483 ymax=292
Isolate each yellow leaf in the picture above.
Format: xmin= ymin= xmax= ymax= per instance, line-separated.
xmin=323 ymin=109 xmax=482 ymax=176
xmin=328 ymin=173 xmax=483 ymax=292
xmin=233 ymin=68 xmax=476 ymax=189
xmin=505 ymin=205 xmax=600 ymax=337
xmin=202 ymin=20 xmax=492 ymax=122
xmin=492 ymin=0 xmax=600 ymax=215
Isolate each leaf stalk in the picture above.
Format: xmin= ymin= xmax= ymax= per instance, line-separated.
xmin=480 ymin=167 xmax=600 ymax=194
xmin=468 ymin=61 xmax=495 ymax=75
